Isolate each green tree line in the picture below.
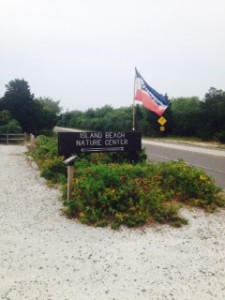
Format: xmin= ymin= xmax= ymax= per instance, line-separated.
xmin=58 ymin=87 xmax=225 ymax=143
xmin=1 ymin=79 xmax=225 ymax=143
xmin=0 ymin=79 xmax=61 ymax=135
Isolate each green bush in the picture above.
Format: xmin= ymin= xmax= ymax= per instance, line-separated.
xmin=28 ymin=136 xmax=224 ymax=229
xmin=28 ymin=135 xmax=65 ymax=183
xmin=0 ymin=119 xmax=22 ymax=134
xmin=40 ymin=157 xmax=65 ymax=182
xmin=28 ymin=135 xmax=58 ymax=162
xmin=76 ymin=149 xmax=147 ymax=165
xmin=64 ymin=160 xmax=224 ymax=228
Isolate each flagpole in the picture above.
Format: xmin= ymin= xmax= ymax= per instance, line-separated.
xmin=132 ymin=70 xmax=136 ymax=131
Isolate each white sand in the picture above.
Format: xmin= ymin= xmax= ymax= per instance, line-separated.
xmin=0 ymin=145 xmax=225 ymax=300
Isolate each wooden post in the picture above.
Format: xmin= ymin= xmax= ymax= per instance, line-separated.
xmin=64 ymin=155 xmax=77 ymax=201
xmin=67 ymin=165 xmax=74 ymax=201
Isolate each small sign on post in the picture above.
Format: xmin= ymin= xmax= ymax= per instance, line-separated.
xmin=158 ymin=117 xmax=167 ymax=134
xmin=157 ymin=116 xmax=167 ymax=126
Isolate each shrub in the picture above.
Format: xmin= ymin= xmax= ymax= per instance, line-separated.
xmin=28 ymin=135 xmax=58 ymax=162
xmin=28 ymin=135 xmax=65 ymax=183
xmin=40 ymin=157 xmax=65 ymax=182
xmin=0 ymin=120 xmax=22 ymax=134
xmin=64 ymin=160 xmax=224 ymax=228
xmin=28 ymin=136 xmax=224 ymax=229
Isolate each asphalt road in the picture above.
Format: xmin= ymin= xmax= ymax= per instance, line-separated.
xmin=143 ymin=140 xmax=225 ymax=189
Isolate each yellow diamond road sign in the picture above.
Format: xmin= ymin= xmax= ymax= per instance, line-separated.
xmin=158 ymin=116 xmax=167 ymax=126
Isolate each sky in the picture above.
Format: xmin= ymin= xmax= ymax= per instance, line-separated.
xmin=1 ymin=0 xmax=225 ymax=112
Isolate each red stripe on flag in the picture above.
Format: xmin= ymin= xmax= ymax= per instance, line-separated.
xmin=135 ymin=90 xmax=166 ymax=116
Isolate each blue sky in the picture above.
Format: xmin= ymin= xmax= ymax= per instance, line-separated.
xmin=1 ymin=0 xmax=225 ymax=111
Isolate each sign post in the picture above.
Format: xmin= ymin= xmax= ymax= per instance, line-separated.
xmin=157 ymin=117 xmax=167 ymax=134
xmin=63 ymin=155 xmax=77 ymax=201
xmin=67 ymin=165 xmax=74 ymax=201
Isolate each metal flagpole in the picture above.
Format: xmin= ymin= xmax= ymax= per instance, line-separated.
xmin=132 ymin=69 xmax=136 ymax=131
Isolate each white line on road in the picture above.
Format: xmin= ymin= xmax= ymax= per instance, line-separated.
xmin=143 ymin=140 xmax=225 ymax=157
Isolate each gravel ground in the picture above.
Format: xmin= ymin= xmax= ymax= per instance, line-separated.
xmin=0 ymin=145 xmax=225 ymax=300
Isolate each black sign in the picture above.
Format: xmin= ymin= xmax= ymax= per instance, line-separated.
xmin=58 ymin=131 xmax=142 ymax=156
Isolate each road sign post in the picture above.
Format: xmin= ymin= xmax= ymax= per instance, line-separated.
xmin=157 ymin=116 xmax=167 ymax=126
xmin=158 ymin=117 xmax=167 ymax=134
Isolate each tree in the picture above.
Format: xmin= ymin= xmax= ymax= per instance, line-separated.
xmin=198 ymin=87 xmax=225 ymax=140
xmin=94 ymin=105 xmax=113 ymax=118
xmin=104 ymin=107 xmax=133 ymax=131
xmin=5 ymin=120 xmax=22 ymax=133
xmin=170 ymin=97 xmax=201 ymax=136
xmin=0 ymin=110 xmax=22 ymax=134
xmin=35 ymin=97 xmax=61 ymax=134
xmin=1 ymin=79 xmax=40 ymax=133
xmin=0 ymin=98 xmax=3 ymax=110
xmin=0 ymin=110 xmax=12 ymax=125
xmin=58 ymin=110 xmax=81 ymax=128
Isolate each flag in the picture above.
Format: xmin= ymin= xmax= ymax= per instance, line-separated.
xmin=134 ymin=68 xmax=169 ymax=116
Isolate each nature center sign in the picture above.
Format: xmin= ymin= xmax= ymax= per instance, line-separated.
xmin=58 ymin=131 xmax=142 ymax=156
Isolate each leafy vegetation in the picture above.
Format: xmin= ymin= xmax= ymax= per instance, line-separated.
xmin=57 ymin=87 xmax=225 ymax=143
xmin=1 ymin=78 xmax=225 ymax=143
xmin=0 ymin=79 xmax=61 ymax=135
xmin=28 ymin=136 xmax=225 ymax=229
xmin=0 ymin=110 xmax=22 ymax=134
xmin=28 ymin=135 xmax=65 ymax=183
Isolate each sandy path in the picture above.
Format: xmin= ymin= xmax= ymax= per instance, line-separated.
xmin=0 ymin=145 xmax=225 ymax=300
